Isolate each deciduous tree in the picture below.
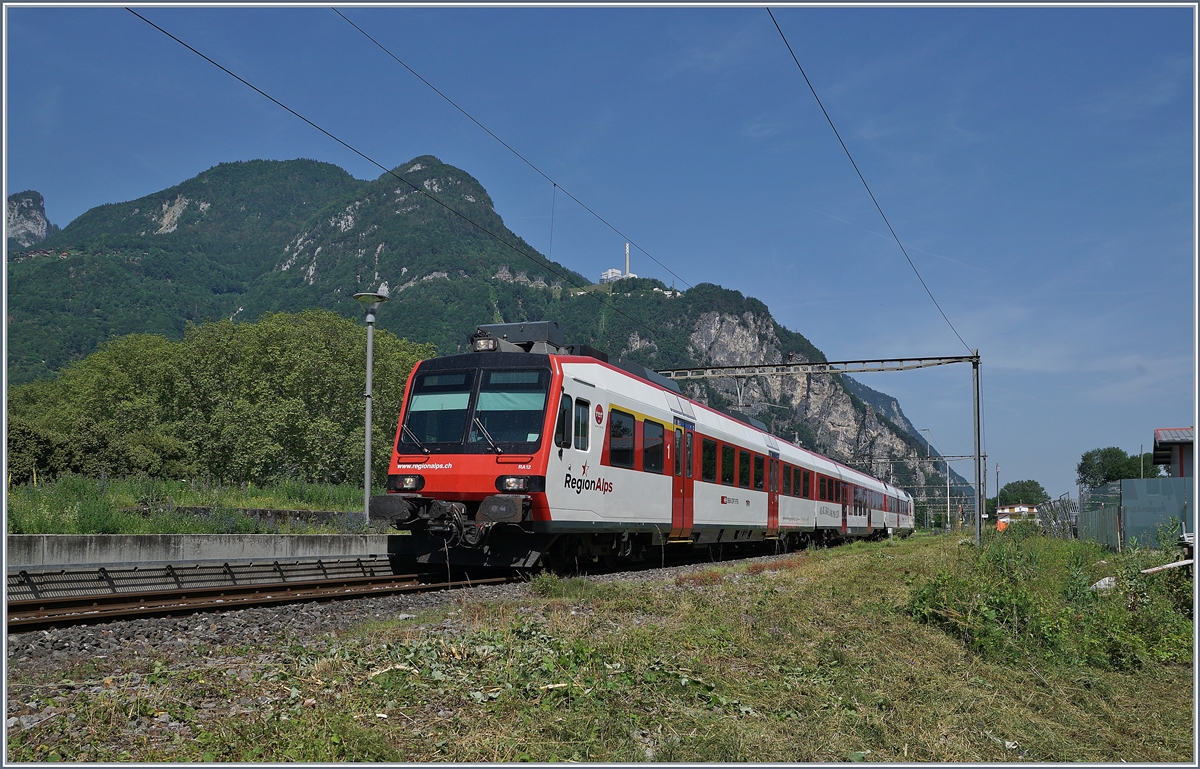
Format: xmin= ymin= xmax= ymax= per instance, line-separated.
xmin=1076 ymin=447 xmax=1162 ymax=489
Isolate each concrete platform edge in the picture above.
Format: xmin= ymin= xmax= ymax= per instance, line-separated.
xmin=6 ymin=534 xmax=395 ymax=571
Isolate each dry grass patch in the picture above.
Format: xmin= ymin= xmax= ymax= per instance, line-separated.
xmin=746 ymin=553 xmax=807 ymax=574
xmin=676 ymin=569 xmax=724 ymax=587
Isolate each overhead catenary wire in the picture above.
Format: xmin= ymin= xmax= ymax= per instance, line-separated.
xmin=125 ymin=7 xmax=692 ymax=361
xmin=766 ymin=8 xmax=973 ymax=355
xmin=332 ymin=8 xmax=703 ymax=296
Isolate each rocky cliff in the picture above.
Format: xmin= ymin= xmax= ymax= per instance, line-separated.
xmin=676 ymin=307 xmax=953 ymax=492
xmin=6 ymin=191 xmax=58 ymax=249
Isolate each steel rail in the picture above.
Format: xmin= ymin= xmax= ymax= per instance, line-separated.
xmin=7 ymin=572 xmax=510 ymax=632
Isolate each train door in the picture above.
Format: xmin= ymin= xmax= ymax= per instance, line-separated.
xmin=767 ymin=455 xmax=780 ymax=537
xmin=840 ymin=481 xmax=848 ymax=535
xmin=552 ymin=379 xmax=601 ymax=516
xmin=670 ymin=421 xmax=696 ymax=539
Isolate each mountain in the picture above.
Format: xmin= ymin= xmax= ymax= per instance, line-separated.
xmin=6 ymin=160 xmax=361 ymax=383
xmin=239 ymin=155 xmax=589 ymax=355
xmin=6 ymin=156 xmax=969 ymax=495
xmin=842 ymin=375 xmax=970 ymax=487
xmin=7 ymin=191 xmax=59 ymax=250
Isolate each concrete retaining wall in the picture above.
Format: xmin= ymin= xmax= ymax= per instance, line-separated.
xmin=7 ymin=535 xmax=393 ymax=571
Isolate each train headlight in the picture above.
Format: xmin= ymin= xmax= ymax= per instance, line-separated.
xmin=473 ymin=337 xmax=498 ymax=352
xmin=497 ymin=475 xmax=529 ymax=492
xmin=396 ymin=474 xmax=425 ymax=491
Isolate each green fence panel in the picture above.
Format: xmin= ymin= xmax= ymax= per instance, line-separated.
xmin=1121 ymin=477 xmax=1194 ymax=548
xmin=1078 ymin=482 xmax=1121 ymax=550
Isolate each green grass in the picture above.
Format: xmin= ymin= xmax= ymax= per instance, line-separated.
xmin=5 ymin=473 xmax=373 ymax=534
xmin=6 ymin=532 xmax=1192 ymax=762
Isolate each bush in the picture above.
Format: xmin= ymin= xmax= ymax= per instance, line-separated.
xmin=909 ymin=531 xmax=1192 ymax=670
xmin=7 ymin=311 xmax=434 ymax=486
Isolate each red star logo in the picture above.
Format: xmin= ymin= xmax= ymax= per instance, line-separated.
xmin=581 ymin=463 xmax=589 ymax=476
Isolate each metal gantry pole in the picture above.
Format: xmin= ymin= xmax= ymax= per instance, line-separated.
xmin=973 ymin=350 xmax=982 ymax=546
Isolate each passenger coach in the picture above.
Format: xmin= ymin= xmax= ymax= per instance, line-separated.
xmin=373 ymin=322 xmax=913 ymax=570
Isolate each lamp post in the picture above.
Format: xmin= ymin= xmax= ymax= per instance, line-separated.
xmin=353 ymin=286 xmax=390 ymax=529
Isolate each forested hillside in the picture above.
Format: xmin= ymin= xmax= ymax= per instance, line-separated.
xmin=8 ymin=155 xmax=959 ymax=493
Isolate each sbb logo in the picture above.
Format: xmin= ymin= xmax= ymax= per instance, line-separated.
xmin=594 ymin=404 xmax=604 ymax=425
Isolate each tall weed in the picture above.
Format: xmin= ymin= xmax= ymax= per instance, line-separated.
xmin=909 ymin=529 xmax=1192 ymax=670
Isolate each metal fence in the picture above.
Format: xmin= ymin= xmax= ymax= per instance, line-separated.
xmin=1121 ymin=477 xmax=1193 ymax=548
xmin=1078 ymin=482 xmax=1122 ymax=550
xmin=1077 ymin=478 xmax=1194 ymax=551
xmin=1037 ymin=494 xmax=1078 ymax=540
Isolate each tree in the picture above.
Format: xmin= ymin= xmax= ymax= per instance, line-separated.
xmin=1076 ymin=447 xmax=1163 ymax=489
xmin=7 ymin=310 xmax=434 ymax=485
xmin=997 ymin=480 xmax=1049 ymax=506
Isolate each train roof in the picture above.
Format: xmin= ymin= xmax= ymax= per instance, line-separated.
xmin=554 ymin=354 xmax=910 ymax=500
xmin=427 ymin=325 xmax=914 ymax=502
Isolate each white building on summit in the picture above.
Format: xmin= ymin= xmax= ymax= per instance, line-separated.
xmin=600 ymin=243 xmax=637 ymax=284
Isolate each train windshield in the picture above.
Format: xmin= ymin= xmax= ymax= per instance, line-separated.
xmin=469 ymin=369 xmax=550 ymax=446
xmin=399 ymin=366 xmax=551 ymax=451
xmin=403 ymin=371 xmax=476 ymax=446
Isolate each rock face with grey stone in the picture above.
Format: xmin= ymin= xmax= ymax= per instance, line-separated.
xmin=6 ymin=191 xmax=58 ymax=249
xmin=679 ymin=309 xmax=949 ymax=492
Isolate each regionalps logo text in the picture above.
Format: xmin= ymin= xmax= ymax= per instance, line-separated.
xmin=564 ymin=472 xmax=614 ymax=495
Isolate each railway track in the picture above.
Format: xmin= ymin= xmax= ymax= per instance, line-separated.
xmin=6 ymin=534 xmax=812 ymax=633
xmin=7 ymin=569 xmax=511 ymax=633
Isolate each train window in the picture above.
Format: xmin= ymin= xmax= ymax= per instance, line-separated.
xmin=470 ymin=369 xmax=551 ymax=446
xmin=754 ymin=455 xmax=765 ymax=491
xmin=674 ymin=429 xmax=683 ymax=476
xmin=721 ymin=444 xmax=735 ymax=486
xmin=403 ymin=370 xmax=476 ymax=446
xmin=554 ymin=394 xmax=572 ymax=448
xmin=783 ymin=464 xmax=792 ymax=496
xmin=802 ymin=469 xmax=810 ymax=498
xmin=702 ymin=439 xmax=717 ymax=483
xmin=819 ymin=475 xmax=826 ymax=500
xmin=685 ymin=432 xmax=694 ymax=479
xmin=609 ymin=409 xmax=635 ymax=468
xmin=573 ymin=399 xmax=590 ymax=451
xmin=643 ymin=421 xmax=665 ymax=474
xmin=739 ymin=450 xmax=751 ymax=489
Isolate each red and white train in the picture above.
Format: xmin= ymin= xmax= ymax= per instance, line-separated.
xmin=373 ymin=322 xmax=914 ymax=570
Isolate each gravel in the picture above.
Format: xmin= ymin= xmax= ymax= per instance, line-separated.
xmin=6 ymin=551 xmax=797 ymax=676
xmin=5 ymin=550 xmax=793 ymax=751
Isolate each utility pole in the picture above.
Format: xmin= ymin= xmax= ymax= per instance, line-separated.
xmin=972 ymin=351 xmax=982 ymax=546
xmin=920 ymin=428 xmax=933 ymax=530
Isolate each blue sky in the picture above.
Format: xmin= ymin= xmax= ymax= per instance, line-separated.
xmin=5 ymin=5 xmax=1195 ymax=499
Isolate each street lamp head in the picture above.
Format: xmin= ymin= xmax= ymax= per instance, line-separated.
xmin=353 ymin=289 xmax=390 ymax=308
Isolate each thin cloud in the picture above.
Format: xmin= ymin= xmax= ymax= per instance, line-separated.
xmin=1077 ymin=53 xmax=1191 ymax=122
xmin=741 ymin=120 xmax=785 ymax=140
xmin=806 ymin=206 xmax=981 ymax=271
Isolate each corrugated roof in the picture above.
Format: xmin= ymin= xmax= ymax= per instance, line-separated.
xmin=1154 ymin=427 xmax=1194 ymax=446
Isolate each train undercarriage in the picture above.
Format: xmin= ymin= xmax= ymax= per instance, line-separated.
xmin=373 ymin=493 xmax=900 ymax=575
